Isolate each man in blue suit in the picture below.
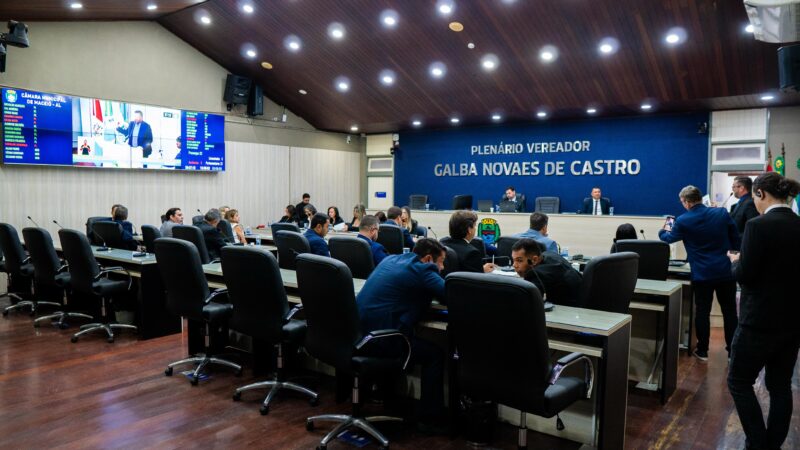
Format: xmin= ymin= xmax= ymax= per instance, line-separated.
xmin=659 ymin=185 xmax=741 ymax=361
xmin=386 ymin=206 xmax=415 ymax=250
xmin=111 ymin=204 xmax=138 ymax=251
xmin=513 ymin=212 xmax=559 ymax=253
xmin=116 ymin=110 xmax=153 ymax=158
xmin=580 ymin=187 xmax=612 ymax=215
xmin=357 ymin=215 xmax=388 ymax=266
xmin=303 ymin=213 xmax=330 ymax=257
xmin=356 ymin=238 xmax=447 ymax=432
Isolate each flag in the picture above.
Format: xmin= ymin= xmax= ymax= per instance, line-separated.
xmin=793 ymin=196 xmax=799 ymax=215
xmin=765 ymin=148 xmax=773 ymax=172
xmin=775 ymin=143 xmax=786 ymax=176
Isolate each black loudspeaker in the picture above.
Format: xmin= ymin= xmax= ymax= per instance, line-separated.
xmin=778 ymin=44 xmax=800 ymax=93
xmin=223 ymin=74 xmax=252 ymax=105
xmin=247 ymin=83 xmax=264 ymax=117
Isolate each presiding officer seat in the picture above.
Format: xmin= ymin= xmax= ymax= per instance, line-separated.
xmin=580 ymin=252 xmax=639 ymax=314
xmin=328 ymin=236 xmax=375 ymax=279
xmin=154 ymin=238 xmax=241 ymax=385
xmin=377 ymin=224 xmax=404 ymax=255
xmin=296 ymin=254 xmax=410 ymax=450
xmin=612 ymin=239 xmax=669 ymax=281
xmin=140 ymin=225 xmax=161 ymax=253
xmin=222 ymin=246 xmax=319 ymax=414
xmin=0 ymin=223 xmax=37 ymax=316
xmin=173 ymin=225 xmax=216 ymax=264
xmin=23 ymin=227 xmax=93 ymax=327
xmin=274 ymin=230 xmax=310 ymax=270
xmin=58 ymin=229 xmax=137 ymax=343
xmin=446 ymin=273 xmax=594 ymax=448
xmin=534 ymin=196 xmax=560 ymax=214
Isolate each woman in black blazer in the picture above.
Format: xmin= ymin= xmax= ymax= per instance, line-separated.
xmin=727 ymin=172 xmax=800 ymax=450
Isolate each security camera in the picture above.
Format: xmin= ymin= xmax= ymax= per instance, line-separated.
xmin=1 ymin=21 xmax=30 ymax=48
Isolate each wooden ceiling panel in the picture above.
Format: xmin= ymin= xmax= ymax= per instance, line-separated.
xmin=0 ymin=0 xmax=207 ymax=21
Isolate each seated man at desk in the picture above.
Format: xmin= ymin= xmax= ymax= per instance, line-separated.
xmin=112 ymin=205 xmax=138 ymax=250
xmin=499 ymin=186 xmax=526 ymax=212
xmin=442 ymin=210 xmax=494 ymax=273
xmin=386 ymin=206 xmax=416 ymax=250
xmin=513 ymin=212 xmax=559 ymax=253
xmin=304 ymin=213 xmax=331 ymax=257
xmin=356 ymin=238 xmax=447 ymax=432
xmin=357 ymin=215 xmax=388 ymax=266
xmin=511 ymin=238 xmax=582 ymax=307
xmin=581 ymin=187 xmax=612 ymax=215
xmin=159 ymin=207 xmax=183 ymax=238
xmin=198 ymin=208 xmax=228 ymax=260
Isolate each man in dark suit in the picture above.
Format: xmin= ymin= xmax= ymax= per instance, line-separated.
xmin=116 ymin=110 xmax=153 ymax=158
xmin=580 ymin=187 xmax=612 ymax=215
xmin=356 ymin=238 xmax=447 ymax=431
xmin=386 ymin=206 xmax=415 ymax=250
xmin=197 ymin=208 xmax=228 ymax=260
xmin=499 ymin=186 xmax=526 ymax=212
xmin=441 ymin=210 xmax=494 ymax=273
xmin=303 ymin=213 xmax=330 ymax=257
xmin=294 ymin=193 xmax=313 ymax=224
xmin=511 ymin=238 xmax=582 ymax=307
xmin=357 ymin=215 xmax=388 ymax=266
xmin=111 ymin=205 xmax=138 ymax=251
xmin=659 ymin=185 xmax=741 ymax=361
xmin=729 ymin=176 xmax=759 ymax=235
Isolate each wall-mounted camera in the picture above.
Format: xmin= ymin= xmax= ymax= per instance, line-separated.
xmin=0 ymin=21 xmax=31 ymax=73
xmin=390 ymin=133 xmax=399 ymax=155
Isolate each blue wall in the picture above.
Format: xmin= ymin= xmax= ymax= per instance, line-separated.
xmin=394 ymin=113 xmax=709 ymax=217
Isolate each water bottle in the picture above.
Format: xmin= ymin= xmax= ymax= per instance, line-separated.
xmin=245 ymin=226 xmax=252 ymax=235
xmin=255 ymin=235 xmax=262 ymax=246
xmin=560 ymin=246 xmax=569 ymax=259
xmin=609 ymin=207 xmax=615 ymax=216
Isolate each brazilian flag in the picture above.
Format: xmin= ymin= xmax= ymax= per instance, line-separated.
xmin=775 ymin=154 xmax=785 ymax=176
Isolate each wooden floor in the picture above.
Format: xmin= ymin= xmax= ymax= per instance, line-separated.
xmin=0 ymin=310 xmax=798 ymax=450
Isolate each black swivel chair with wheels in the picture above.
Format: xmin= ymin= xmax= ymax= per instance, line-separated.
xmin=172 ymin=225 xmax=216 ymax=264
xmin=377 ymin=224 xmax=404 ymax=255
xmin=409 ymin=195 xmax=428 ymax=210
xmin=495 ymin=235 xmax=522 ymax=259
xmin=328 ymin=236 xmax=375 ymax=279
xmin=271 ymin=222 xmax=301 ymax=236
xmin=612 ymin=240 xmax=669 ymax=281
xmin=222 ymin=246 xmax=319 ymax=414
xmin=191 ymin=215 xmax=204 ymax=226
xmin=22 ymin=227 xmax=93 ymax=327
xmin=85 ymin=216 xmax=110 ymax=246
xmin=0 ymin=223 xmax=38 ymax=316
xmin=93 ymin=220 xmax=137 ymax=251
xmin=217 ymin=219 xmax=234 ymax=241
xmin=274 ymin=230 xmax=310 ymax=270
xmin=140 ymin=225 xmax=161 ymax=254
xmin=580 ymin=252 xmax=639 ymax=314
xmin=446 ymin=273 xmax=594 ymax=449
xmin=154 ymin=237 xmax=241 ymax=385
xmin=470 ymin=238 xmax=487 ymax=258
xmin=440 ymin=245 xmax=460 ymax=277
xmin=58 ymin=229 xmax=138 ymax=343
xmin=534 ymin=196 xmax=560 ymax=213
xmin=296 ymin=254 xmax=410 ymax=450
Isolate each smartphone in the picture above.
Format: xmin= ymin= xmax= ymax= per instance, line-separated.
xmin=665 ymin=216 xmax=675 ymax=228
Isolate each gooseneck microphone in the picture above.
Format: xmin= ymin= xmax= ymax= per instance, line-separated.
xmin=27 ymin=216 xmax=41 ymax=227
xmin=721 ymin=192 xmax=734 ymax=208
xmin=640 ymin=229 xmax=646 ymax=239
xmin=52 ymin=220 xmax=64 ymax=229
xmin=427 ymin=226 xmax=438 ymax=240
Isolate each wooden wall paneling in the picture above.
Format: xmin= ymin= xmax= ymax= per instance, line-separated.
xmin=289 ymin=146 xmax=361 ymax=219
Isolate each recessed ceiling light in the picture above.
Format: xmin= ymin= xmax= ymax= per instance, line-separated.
xmin=449 ymin=22 xmax=464 ymax=32
xmin=641 ymin=103 xmax=653 ymax=111
xmin=284 ymin=35 xmax=302 ymax=52
xmin=70 ymin=2 xmax=83 ymax=9
xmin=598 ymin=37 xmax=619 ymax=55
xmin=744 ymin=24 xmax=755 ymax=33
xmin=536 ymin=111 xmax=547 ymax=118
xmin=298 ymin=89 xmax=307 ymax=95
xmin=350 ymin=125 xmax=359 ymax=132
xmin=429 ymin=61 xmax=447 ymax=79
xmin=539 ymin=45 xmax=558 ymax=63
xmin=450 ymin=117 xmax=460 ymax=124
xmin=245 ymin=49 xmax=256 ymax=58
xmin=437 ymin=0 xmax=455 ymax=16
xmin=467 ymin=42 xmax=475 ymax=49
xmin=664 ymin=27 xmax=687 ymax=45
xmin=261 ymin=61 xmax=273 ymax=69
xmin=328 ymin=22 xmax=345 ymax=40
xmin=587 ymin=108 xmax=597 ymax=114
xmin=380 ymin=9 xmax=399 ymax=28
xmin=491 ymin=114 xmax=502 ymax=121
xmin=379 ymin=69 xmax=396 ymax=86
xmin=665 ymin=34 xmax=679 ymax=44
xmin=760 ymin=94 xmax=775 ymax=101
xmin=200 ymin=16 xmax=212 ymax=25
xmin=242 ymin=3 xmax=254 ymax=14
xmin=334 ymin=76 xmax=351 ymax=93
xmin=412 ymin=120 xmax=422 ymax=127
xmin=147 ymin=4 xmax=158 ymax=11
xmin=481 ymin=54 xmax=499 ymax=71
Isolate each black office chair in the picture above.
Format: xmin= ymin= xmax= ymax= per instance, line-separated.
xmin=58 ymin=229 xmax=137 ymax=343
xmin=413 ymin=224 xmax=428 ymax=238
xmin=377 ymin=224 xmax=404 ymax=255
xmin=217 ymin=219 xmax=234 ymax=241
xmin=191 ymin=215 xmax=204 ymax=226
xmin=440 ymin=245 xmax=460 ymax=277
xmin=274 ymin=230 xmax=310 ymax=270
xmin=93 ymin=221 xmax=136 ymax=251
xmin=495 ymin=235 xmax=522 ymax=259
xmin=446 ymin=273 xmax=594 ymax=449
xmin=534 ymin=196 xmax=560 ymax=213
xmin=271 ymin=222 xmax=301 ymax=236
xmin=296 ymin=254 xmax=409 ymax=450
xmin=222 ymin=246 xmax=319 ymax=414
xmin=23 ymin=227 xmax=93 ymax=327
xmin=0 ymin=223 xmax=36 ymax=316
xmin=154 ymin=238 xmax=241 ymax=385
xmin=85 ymin=216 xmax=111 ymax=246
xmin=141 ymin=225 xmax=161 ymax=253
xmin=329 ymin=236 xmax=375 ymax=279
xmin=580 ymin=252 xmax=639 ymax=314
xmin=470 ymin=238 xmax=487 ymax=258
xmin=409 ymin=194 xmax=428 ymax=210
xmin=173 ymin=225 xmax=215 ymax=264
xmin=613 ymin=240 xmax=669 ymax=281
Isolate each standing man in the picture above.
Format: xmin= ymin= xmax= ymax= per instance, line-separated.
xmin=197 ymin=208 xmax=228 ymax=261
xmin=116 ymin=110 xmax=153 ymax=158
xmin=357 ymin=215 xmax=389 ymax=266
xmin=386 ymin=206 xmax=416 ymax=250
xmin=356 ymin=238 xmax=447 ymax=432
xmin=510 ymin=238 xmax=583 ymax=307
xmin=581 ymin=187 xmax=612 ymax=215
xmin=304 ymin=213 xmax=330 ymax=257
xmin=295 ymin=193 xmax=313 ymax=223
xmin=730 ymin=176 xmax=759 ymax=235
xmin=659 ymin=185 xmax=741 ymax=361
xmin=499 ymin=186 xmax=526 ymax=212
xmin=159 ymin=207 xmax=184 ymax=237
xmin=513 ymin=212 xmax=559 ymax=253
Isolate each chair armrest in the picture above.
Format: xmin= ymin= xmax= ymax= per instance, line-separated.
xmin=210 ymin=258 xmax=221 ymax=264
xmin=285 ymin=304 xmax=303 ymax=321
xmin=23 ymin=256 xmax=32 ymax=264
xmin=57 ymin=263 xmax=69 ymax=273
xmin=355 ymin=329 xmax=412 ymax=371
xmin=548 ymin=352 xmax=595 ymax=399
xmin=205 ymin=288 xmax=228 ymax=304
xmin=94 ymin=266 xmax=126 ymax=279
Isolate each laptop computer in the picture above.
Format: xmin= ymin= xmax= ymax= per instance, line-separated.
xmin=477 ymin=199 xmax=493 ymax=212
xmin=498 ymin=201 xmax=517 ymax=212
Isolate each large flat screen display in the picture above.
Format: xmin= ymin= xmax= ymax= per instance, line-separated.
xmin=1 ymin=87 xmax=225 ymax=171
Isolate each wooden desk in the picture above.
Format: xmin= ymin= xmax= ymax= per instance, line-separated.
xmin=245 ymin=229 xmax=359 ymax=245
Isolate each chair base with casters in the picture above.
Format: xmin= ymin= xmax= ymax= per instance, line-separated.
xmin=70 ymin=297 xmax=137 ymax=343
xmin=164 ymin=319 xmax=242 ymax=386
xmin=34 ymin=310 xmax=94 ymax=329
xmin=3 ymin=299 xmax=60 ymax=317
xmin=232 ymin=341 xmax=319 ymax=415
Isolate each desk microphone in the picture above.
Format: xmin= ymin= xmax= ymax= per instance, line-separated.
xmin=197 ymin=208 xmax=203 ymax=214
xmin=427 ymin=226 xmax=438 ymax=240
xmin=27 ymin=216 xmax=41 ymax=228
xmin=640 ymin=229 xmax=646 ymax=239
xmin=52 ymin=220 xmax=64 ymax=229
xmin=721 ymin=192 xmax=734 ymax=208
xmin=95 ymin=233 xmax=111 ymax=252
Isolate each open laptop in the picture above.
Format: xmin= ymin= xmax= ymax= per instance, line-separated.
xmin=498 ymin=200 xmax=518 ymax=212
xmin=477 ymin=199 xmax=493 ymax=212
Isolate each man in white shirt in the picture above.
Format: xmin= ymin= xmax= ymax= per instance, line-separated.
xmin=159 ymin=207 xmax=183 ymax=237
xmin=581 ymin=187 xmax=612 ymax=215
